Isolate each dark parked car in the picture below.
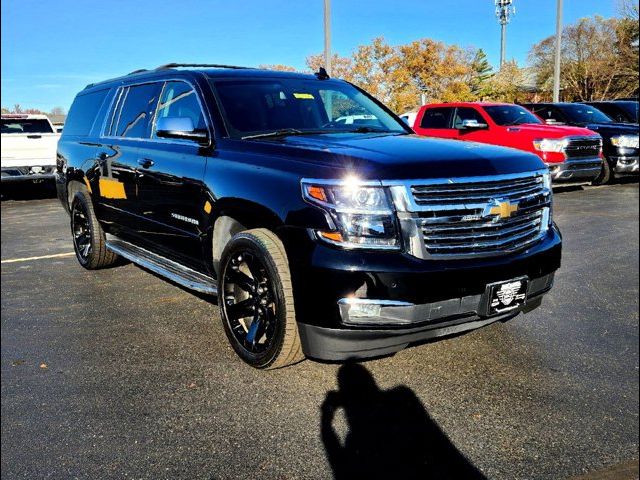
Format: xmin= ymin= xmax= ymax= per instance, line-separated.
xmin=57 ymin=64 xmax=561 ymax=369
xmin=523 ymin=102 xmax=639 ymax=184
xmin=584 ymin=101 xmax=639 ymax=124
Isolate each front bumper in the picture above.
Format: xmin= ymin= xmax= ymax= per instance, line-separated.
xmin=299 ymin=280 xmax=550 ymax=361
xmin=546 ymin=157 xmax=602 ymax=182
xmin=285 ymin=222 xmax=561 ymax=360
xmin=1 ymin=165 xmax=56 ymax=183
xmin=611 ymin=155 xmax=639 ymax=175
xmin=337 ymin=273 xmax=553 ymax=326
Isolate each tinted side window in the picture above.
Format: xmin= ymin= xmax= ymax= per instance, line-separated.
xmin=420 ymin=108 xmax=454 ymax=129
xmin=152 ymin=81 xmax=206 ymax=138
xmin=453 ymin=108 xmax=486 ymax=128
xmin=62 ymin=89 xmax=109 ymax=136
xmin=113 ymin=83 xmax=162 ymax=138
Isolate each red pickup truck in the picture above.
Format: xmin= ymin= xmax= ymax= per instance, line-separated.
xmin=411 ymin=102 xmax=603 ymax=183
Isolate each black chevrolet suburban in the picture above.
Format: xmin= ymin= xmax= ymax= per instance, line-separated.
xmin=57 ymin=64 xmax=561 ymax=369
xmin=523 ymin=102 xmax=639 ymax=184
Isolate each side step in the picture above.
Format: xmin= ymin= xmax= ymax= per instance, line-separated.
xmin=106 ymin=237 xmax=217 ymax=295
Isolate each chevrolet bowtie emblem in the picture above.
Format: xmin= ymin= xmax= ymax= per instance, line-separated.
xmin=485 ymin=199 xmax=519 ymax=219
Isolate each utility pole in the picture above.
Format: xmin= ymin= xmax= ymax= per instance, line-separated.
xmin=495 ymin=0 xmax=515 ymax=67
xmin=553 ymin=0 xmax=563 ymax=102
xmin=324 ymin=0 xmax=331 ymax=75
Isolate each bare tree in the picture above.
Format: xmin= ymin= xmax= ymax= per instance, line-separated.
xmin=529 ymin=15 xmax=638 ymax=101
xmin=49 ymin=106 xmax=66 ymax=116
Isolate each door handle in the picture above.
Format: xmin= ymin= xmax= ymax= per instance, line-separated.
xmin=138 ymin=158 xmax=154 ymax=169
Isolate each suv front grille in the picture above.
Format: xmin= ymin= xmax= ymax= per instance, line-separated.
xmin=388 ymin=171 xmax=552 ymax=259
xmin=564 ymin=136 xmax=602 ymax=159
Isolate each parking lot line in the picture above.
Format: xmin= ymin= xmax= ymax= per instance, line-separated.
xmin=1 ymin=252 xmax=75 ymax=264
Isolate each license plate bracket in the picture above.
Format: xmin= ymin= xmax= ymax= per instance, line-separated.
xmin=484 ymin=277 xmax=529 ymax=316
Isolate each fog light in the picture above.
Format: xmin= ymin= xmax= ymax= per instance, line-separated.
xmin=348 ymin=302 xmax=381 ymax=318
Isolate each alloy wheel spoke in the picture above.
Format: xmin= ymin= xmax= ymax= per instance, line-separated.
xmin=227 ymin=269 xmax=255 ymax=292
xmin=226 ymin=298 xmax=255 ymax=320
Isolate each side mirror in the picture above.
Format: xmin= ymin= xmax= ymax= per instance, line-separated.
xmin=156 ymin=117 xmax=209 ymax=145
xmin=460 ymin=119 xmax=488 ymax=130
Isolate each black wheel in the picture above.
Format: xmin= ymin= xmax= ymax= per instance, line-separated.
xmin=592 ymin=159 xmax=612 ymax=185
xmin=219 ymin=228 xmax=304 ymax=369
xmin=70 ymin=190 xmax=118 ymax=269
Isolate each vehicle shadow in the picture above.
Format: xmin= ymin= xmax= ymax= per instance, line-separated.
xmin=1 ymin=181 xmax=57 ymax=201
xmin=320 ymin=363 xmax=487 ymax=480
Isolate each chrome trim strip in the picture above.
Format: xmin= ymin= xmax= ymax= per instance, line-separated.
xmin=338 ymin=298 xmax=415 ymax=307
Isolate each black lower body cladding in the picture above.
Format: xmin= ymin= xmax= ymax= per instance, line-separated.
xmin=282 ymin=226 xmax=562 ymax=360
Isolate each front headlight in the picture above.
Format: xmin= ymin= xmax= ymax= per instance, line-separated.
xmin=301 ymin=178 xmax=400 ymax=249
xmin=611 ymin=134 xmax=639 ymax=149
xmin=533 ymin=138 xmax=568 ymax=153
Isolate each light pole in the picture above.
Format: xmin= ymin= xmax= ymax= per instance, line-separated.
xmin=553 ymin=0 xmax=563 ymax=102
xmin=324 ymin=0 xmax=331 ymax=75
xmin=495 ymin=0 xmax=515 ymax=67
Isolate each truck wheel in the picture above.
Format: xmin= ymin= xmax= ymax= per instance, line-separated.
xmin=592 ymin=159 xmax=612 ymax=185
xmin=70 ymin=191 xmax=118 ymax=269
xmin=219 ymin=228 xmax=304 ymax=369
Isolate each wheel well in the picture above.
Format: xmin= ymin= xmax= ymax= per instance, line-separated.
xmin=211 ymin=215 xmax=248 ymax=276
xmin=67 ymin=180 xmax=88 ymax=208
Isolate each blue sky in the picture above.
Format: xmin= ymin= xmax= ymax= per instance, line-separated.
xmin=1 ymin=0 xmax=619 ymax=111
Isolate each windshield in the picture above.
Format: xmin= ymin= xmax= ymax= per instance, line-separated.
xmin=209 ymin=77 xmax=409 ymax=139
xmin=1 ymin=118 xmax=54 ymax=134
xmin=561 ymin=104 xmax=614 ymax=124
xmin=482 ymin=105 xmax=542 ymax=126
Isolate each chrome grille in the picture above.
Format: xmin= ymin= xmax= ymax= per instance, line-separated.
xmin=564 ymin=136 xmax=602 ymax=159
xmin=388 ymin=171 xmax=552 ymax=259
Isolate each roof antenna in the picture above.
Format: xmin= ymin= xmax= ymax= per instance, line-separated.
xmin=316 ymin=67 xmax=330 ymax=80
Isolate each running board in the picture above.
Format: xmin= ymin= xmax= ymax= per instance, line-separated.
xmin=106 ymin=238 xmax=217 ymax=295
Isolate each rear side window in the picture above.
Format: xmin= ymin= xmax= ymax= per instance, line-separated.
xmin=453 ymin=108 xmax=486 ymax=128
xmin=1 ymin=118 xmax=54 ymax=134
xmin=152 ymin=81 xmax=206 ymax=138
xmin=63 ymin=90 xmax=109 ymax=136
xmin=420 ymin=108 xmax=453 ymax=129
xmin=110 ymin=82 xmax=162 ymax=138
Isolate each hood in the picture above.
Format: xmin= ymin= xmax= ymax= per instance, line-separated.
xmin=581 ymin=122 xmax=640 ymax=135
xmin=234 ymin=133 xmax=545 ymax=180
xmin=502 ymin=123 xmax=597 ymax=138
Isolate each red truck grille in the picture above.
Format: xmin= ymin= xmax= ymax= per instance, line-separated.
xmin=563 ymin=136 xmax=602 ymax=159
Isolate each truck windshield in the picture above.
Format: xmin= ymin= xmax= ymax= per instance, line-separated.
xmin=1 ymin=119 xmax=54 ymax=134
xmin=209 ymin=77 xmax=409 ymax=139
xmin=483 ymin=105 xmax=542 ymax=126
xmin=561 ymin=104 xmax=613 ymax=124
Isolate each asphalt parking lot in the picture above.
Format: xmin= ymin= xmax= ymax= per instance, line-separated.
xmin=1 ymin=182 xmax=639 ymax=480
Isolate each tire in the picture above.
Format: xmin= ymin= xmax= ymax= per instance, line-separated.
xmin=592 ymin=158 xmax=612 ymax=185
xmin=219 ymin=228 xmax=304 ymax=369
xmin=70 ymin=190 xmax=118 ymax=269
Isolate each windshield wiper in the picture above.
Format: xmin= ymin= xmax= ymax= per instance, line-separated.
xmin=241 ymin=128 xmax=307 ymax=140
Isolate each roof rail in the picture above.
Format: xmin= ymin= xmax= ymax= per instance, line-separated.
xmin=154 ymin=63 xmax=253 ymax=71
xmin=128 ymin=68 xmax=148 ymax=75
